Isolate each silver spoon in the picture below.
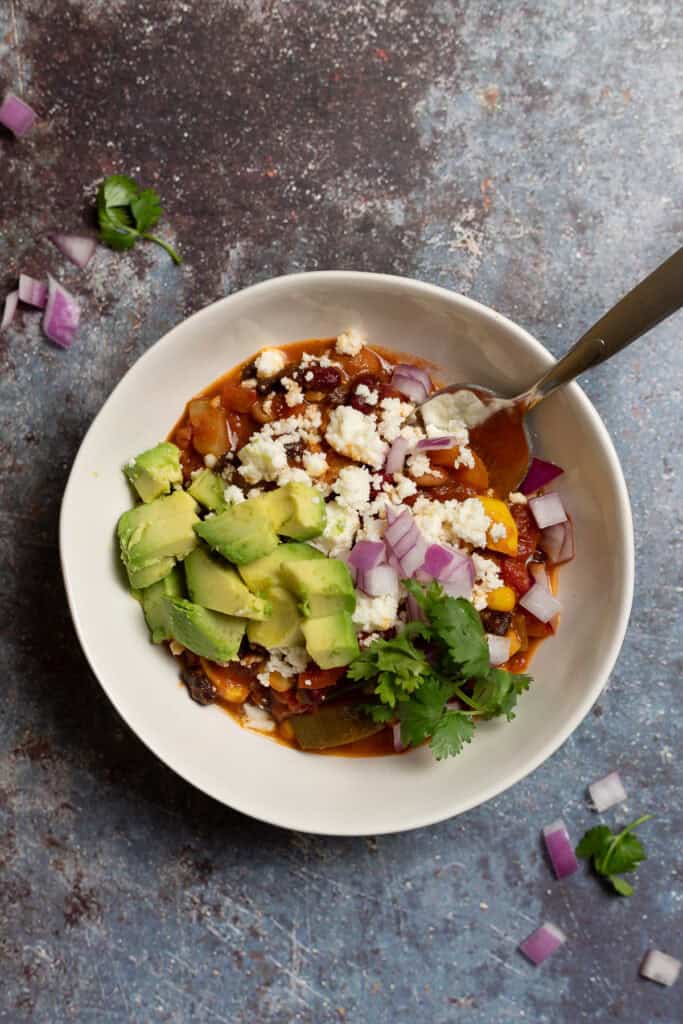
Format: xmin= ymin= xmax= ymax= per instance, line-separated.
xmin=414 ymin=246 xmax=683 ymax=494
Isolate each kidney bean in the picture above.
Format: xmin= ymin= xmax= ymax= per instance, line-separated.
xmin=295 ymin=365 xmax=341 ymax=391
xmin=480 ymin=609 xmax=513 ymax=636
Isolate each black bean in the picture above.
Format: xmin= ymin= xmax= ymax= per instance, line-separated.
xmin=182 ymin=668 xmax=216 ymax=706
xmin=480 ymin=610 xmax=513 ymax=636
xmin=240 ymin=361 xmax=257 ymax=381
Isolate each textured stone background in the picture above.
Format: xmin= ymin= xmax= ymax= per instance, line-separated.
xmin=1 ymin=1 xmax=681 ymax=1021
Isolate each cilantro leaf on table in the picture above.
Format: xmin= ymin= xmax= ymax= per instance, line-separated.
xmin=96 ymin=175 xmax=182 ymax=264
xmin=576 ymin=814 xmax=651 ymax=895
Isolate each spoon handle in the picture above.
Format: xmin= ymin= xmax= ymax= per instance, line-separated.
xmin=524 ymin=246 xmax=683 ymax=407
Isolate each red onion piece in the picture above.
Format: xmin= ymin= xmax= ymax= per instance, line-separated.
xmin=519 ymin=582 xmax=561 ymax=623
xmin=519 ymin=922 xmax=566 ymax=965
xmin=42 ymin=275 xmax=80 ymax=348
xmin=391 ymin=364 xmax=431 ymax=403
xmin=541 ymin=519 xmax=575 ymax=564
xmin=529 ymin=492 xmax=567 ymax=530
xmin=49 ymin=233 xmax=97 ymax=269
xmin=520 ymin=457 xmax=564 ymax=495
xmin=415 ymin=435 xmax=455 ymax=451
xmin=392 ymin=722 xmax=405 ymax=753
xmin=348 ymin=540 xmax=386 ymax=572
xmin=542 ymin=819 xmax=579 ymax=879
xmin=405 ymin=593 xmax=425 ymax=622
xmin=18 ymin=273 xmax=47 ymax=309
xmin=385 ymin=436 xmax=411 ymax=475
xmin=1 ymin=290 xmax=19 ymax=330
xmin=486 ymin=633 xmax=511 ymax=666
xmin=422 ymin=543 xmax=457 ymax=579
xmin=384 ymin=509 xmax=414 ymax=547
xmin=399 ymin=538 xmax=428 ymax=578
xmin=588 ymin=770 xmax=627 ymax=812
xmin=0 ymin=92 xmax=37 ymax=137
xmin=640 ymin=950 xmax=681 ymax=987
xmin=359 ymin=564 xmax=399 ymax=599
xmin=442 ymin=575 xmax=473 ymax=599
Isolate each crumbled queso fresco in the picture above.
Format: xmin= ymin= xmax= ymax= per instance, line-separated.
xmin=223 ymin=330 xmax=512 ymax=653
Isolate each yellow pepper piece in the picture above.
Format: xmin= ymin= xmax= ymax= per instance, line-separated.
xmin=507 ymin=629 xmax=522 ymax=657
xmin=478 ymin=496 xmax=518 ymax=556
xmin=487 ymin=586 xmax=516 ymax=612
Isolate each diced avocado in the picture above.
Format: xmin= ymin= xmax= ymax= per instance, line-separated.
xmin=250 ymin=487 xmax=293 ymax=531
xmin=289 ymin=704 xmax=383 ymax=750
xmin=184 ymin=545 xmax=271 ymax=620
xmin=124 ymin=442 xmax=182 ymax=503
xmin=238 ymin=542 xmax=324 ymax=594
xmin=247 ymin=586 xmax=303 ymax=648
xmin=141 ymin=566 xmax=185 ymax=643
xmin=194 ymin=500 xmax=279 ymax=564
xmin=301 ymin=611 xmax=359 ymax=669
xmin=117 ymin=490 xmax=199 ymax=588
xmin=278 ymin=483 xmax=326 ymax=540
xmin=188 ymin=469 xmax=227 ymax=512
xmin=282 ymin=559 xmax=356 ymax=618
xmin=166 ymin=597 xmax=246 ymax=663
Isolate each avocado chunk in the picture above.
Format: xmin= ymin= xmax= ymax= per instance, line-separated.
xmin=301 ymin=611 xmax=359 ymax=669
xmin=289 ymin=704 xmax=381 ymax=750
xmin=188 ymin=469 xmax=227 ymax=512
xmin=247 ymin=586 xmax=303 ymax=648
xmin=282 ymin=559 xmax=356 ymax=618
xmin=194 ymin=499 xmax=279 ymax=564
xmin=185 ymin=545 xmax=271 ymax=620
xmin=238 ymin=542 xmax=324 ymax=594
xmin=250 ymin=487 xmax=293 ymax=531
xmin=141 ymin=566 xmax=185 ymax=643
xmin=118 ymin=489 xmax=199 ymax=588
xmin=166 ymin=597 xmax=246 ymax=663
xmin=124 ymin=442 xmax=183 ymax=503
xmin=279 ymin=483 xmax=326 ymax=540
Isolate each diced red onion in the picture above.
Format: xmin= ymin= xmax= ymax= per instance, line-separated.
xmin=385 ymin=436 xmax=411 ymax=475
xmin=385 ymin=505 xmax=399 ymax=526
xmin=405 ymin=593 xmax=425 ymax=622
xmin=0 ymin=92 xmax=37 ymax=137
xmin=49 ymin=233 xmax=97 ymax=269
xmin=415 ymin=436 xmax=455 ymax=451
xmin=541 ymin=520 xmax=575 ymax=565
xmin=442 ymin=576 xmax=473 ymax=599
xmin=42 ymin=275 xmax=80 ymax=348
xmin=520 ymin=457 xmax=564 ymax=495
xmin=519 ymin=582 xmax=561 ymax=623
xmin=529 ymin=562 xmax=549 ymax=588
xmin=392 ymin=722 xmax=405 ymax=753
xmin=1 ymin=290 xmax=19 ymax=330
xmin=529 ymin=492 xmax=568 ymax=530
xmin=519 ymin=922 xmax=566 ymax=965
xmin=384 ymin=511 xmax=414 ymax=550
xmin=18 ymin=273 xmax=47 ymax=309
xmin=393 ymin=526 xmax=420 ymax=559
xmin=486 ymin=633 xmax=511 ymax=666
xmin=398 ymin=538 xmax=428 ymax=578
xmin=640 ymin=950 xmax=681 ymax=987
xmin=422 ymin=543 xmax=457 ymax=579
xmin=543 ymin=819 xmax=579 ymax=879
xmin=588 ymin=770 xmax=627 ymax=813
xmin=349 ymin=540 xmax=386 ymax=572
xmin=358 ymin=564 xmax=399 ymax=599
xmin=391 ymin=363 xmax=431 ymax=404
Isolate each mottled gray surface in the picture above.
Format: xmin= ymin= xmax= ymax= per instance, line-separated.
xmin=1 ymin=0 xmax=681 ymax=1020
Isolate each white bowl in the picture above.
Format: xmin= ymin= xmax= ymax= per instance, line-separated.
xmin=60 ymin=272 xmax=634 ymax=835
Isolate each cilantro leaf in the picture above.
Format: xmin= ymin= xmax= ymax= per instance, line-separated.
xmin=470 ymin=668 xmax=532 ymax=721
xmin=575 ymin=815 xmax=651 ymax=896
xmin=405 ymin=581 xmax=489 ymax=677
xmin=360 ymin=704 xmax=395 ymax=725
xmin=96 ymin=175 xmax=181 ymax=264
xmin=429 ymin=711 xmax=475 ymax=760
xmin=397 ymin=677 xmax=456 ymax=747
xmin=347 ymin=632 xmax=431 ymax=708
xmin=608 ymin=876 xmax=634 ymax=897
xmin=131 ymin=188 xmax=162 ymax=232
xmin=576 ymin=825 xmax=612 ymax=860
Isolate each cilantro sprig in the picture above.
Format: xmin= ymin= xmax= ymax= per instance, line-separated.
xmin=576 ymin=814 xmax=652 ymax=896
xmin=96 ymin=175 xmax=182 ymax=264
xmin=349 ymin=581 xmax=531 ymax=761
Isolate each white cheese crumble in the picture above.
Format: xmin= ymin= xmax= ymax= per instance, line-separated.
xmin=352 ymin=592 xmax=399 ymax=632
xmin=223 ymin=484 xmax=246 ymax=505
xmin=257 ymin=646 xmax=309 ymax=688
xmin=360 ymin=632 xmax=380 ymax=647
xmin=325 ymin=406 xmax=388 ymax=469
xmin=508 ymin=491 xmax=527 ymax=505
xmin=333 ymin=465 xmax=372 ymax=511
xmin=242 ymin=704 xmax=276 ymax=732
xmin=281 ymin=376 xmax=304 ymax=408
xmin=238 ymin=436 xmax=288 ymax=484
xmin=422 ymin=389 xmax=488 ymax=431
xmin=277 ymin=466 xmax=313 ymax=487
xmin=411 ymin=495 xmax=491 ymax=548
xmin=300 ymin=352 xmax=338 ymax=370
xmin=382 ymin=474 xmax=417 ymax=503
xmin=335 ymin=328 xmax=365 ymax=356
xmin=302 ymin=450 xmax=328 ymax=477
xmin=355 ymin=383 xmax=378 ymax=406
xmin=313 ymin=500 xmax=359 ymax=558
xmin=255 ymin=348 xmax=286 ymax=379
xmin=471 ymin=553 xmax=503 ymax=611
xmin=490 ymin=521 xmax=507 ymax=542
xmin=378 ymin=397 xmax=415 ymax=442
xmin=406 ymin=451 xmax=431 ymax=479
xmin=452 ymin=446 xmax=476 ymax=469
xmin=204 ymin=453 xmax=217 ymax=469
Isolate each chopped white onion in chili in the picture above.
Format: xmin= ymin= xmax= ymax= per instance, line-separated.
xmin=588 ymin=770 xmax=627 ymax=813
xmin=49 ymin=233 xmax=97 ymax=269
xmin=519 ymin=922 xmax=566 ymax=965
xmin=18 ymin=273 xmax=47 ymax=309
xmin=385 ymin=436 xmax=411 ymax=475
xmin=486 ymin=633 xmax=511 ymax=665
xmin=392 ymin=722 xmax=405 ymax=753
xmin=529 ymin=492 xmax=568 ymax=530
xmin=0 ymin=92 xmax=37 ymax=137
xmin=640 ymin=950 xmax=681 ymax=987
xmin=542 ymin=819 xmax=579 ymax=879
xmin=358 ymin=564 xmax=399 ymax=599
xmin=1 ymin=290 xmax=18 ymax=331
xmin=519 ymin=582 xmax=561 ymax=623
xmin=42 ymin=275 xmax=80 ymax=348
xmin=540 ymin=519 xmax=575 ymax=564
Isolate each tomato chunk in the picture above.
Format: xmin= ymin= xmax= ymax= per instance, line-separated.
xmin=222 ymin=382 xmax=258 ymax=414
xmin=297 ymin=667 xmax=346 ymax=690
xmin=188 ymin=398 xmax=229 ymax=457
xmin=500 ymin=557 xmax=532 ymax=595
xmin=510 ymin=504 xmax=540 ymax=561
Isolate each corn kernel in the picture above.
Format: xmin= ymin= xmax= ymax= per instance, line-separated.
xmin=487 ymin=586 xmax=516 ymax=612
xmin=279 ymin=720 xmax=295 ymax=741
xmin=507 ymin=629 xmax=522 ymax=657
xmin=221 ymin=682 xmax=249 ymax=704
xmin=269 ymin=671 xmax=294 ymax=693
